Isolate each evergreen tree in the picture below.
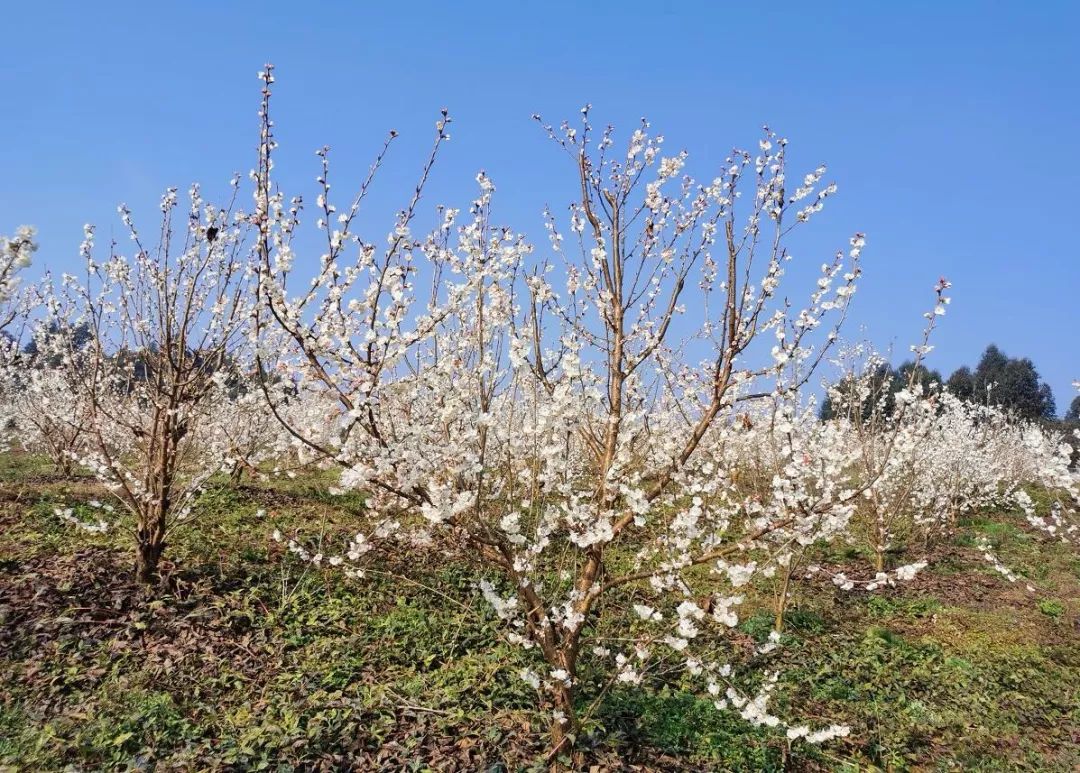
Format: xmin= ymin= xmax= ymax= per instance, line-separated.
xmin=970 ymin=344 xmax=1055 ymax=419
xmin=946 ymin=365 xmax=974 ymax=401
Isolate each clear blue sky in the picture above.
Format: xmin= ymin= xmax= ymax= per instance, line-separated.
xmin=2 ymin=1 xmax=1077 ymax=411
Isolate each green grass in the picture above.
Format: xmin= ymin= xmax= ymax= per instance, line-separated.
xmin=1037 ymin=598 xmax=1065 ymax=619
xmin=1 ymin=453 xmax=1078 ymax=771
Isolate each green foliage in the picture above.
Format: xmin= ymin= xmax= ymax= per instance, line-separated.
xmin=1037 ymin=598 xmax=1064 ymax=619
xmin=591 ymin=688 xmax=784 ymax=769
xmin=947 ymin=344 xmax=1057 ymax=420
xmin=866 ymin=594 xmax=942 ymax=620
xmin=784 ymin=625 xmax=1079 ymax=770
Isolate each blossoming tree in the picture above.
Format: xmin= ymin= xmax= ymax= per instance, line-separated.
xmin=251 ymin=65 xmax=886 ymax=755
xmin=47 ymin=186 xmax=256 ymax=583
xmin=0 ymin=361 xmax=91 ymax=475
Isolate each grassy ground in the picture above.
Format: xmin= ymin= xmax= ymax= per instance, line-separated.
xmin=0 ymin=453 xmax=1077 ymax=771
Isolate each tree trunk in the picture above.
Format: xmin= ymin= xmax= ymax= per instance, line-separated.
xmin=135 ymin=538 xmax=164 ymax=584
xmin=773 ymin=565 xmax=794 ymax=633
xmin=547 ymin=683 xmax=579 ymax=771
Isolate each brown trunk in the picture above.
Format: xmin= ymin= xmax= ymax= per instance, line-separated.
xmin=230 ymin=462 xmax=245 ymax=485
xmin=135 ymin=538 xmax=164 ymax=585
xmin=547 ymin=683 xmax=579 ymax=771
xmin=774 ymin=565 xmax=794 ymax=633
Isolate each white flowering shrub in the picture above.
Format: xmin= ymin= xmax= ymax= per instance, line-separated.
xmin=201 ymin=376 xmax=311 ymax=483
xmin=714 ymin=284 xmax=948 ymax=633
xmin=249 ymin=65 xmax=892 ymax=753
xmin=0 ymin=360 xmax=91 ymax=475
xmin=824 ymin=349 xmax=1079 ymax=578
xmin=826 ymin=359 xmax=938 ymax=572
xmin=44 ymin=185 xmax=256 ymax=583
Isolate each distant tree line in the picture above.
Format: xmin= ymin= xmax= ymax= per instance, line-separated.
xmin=1067 ymin=395 xmax=1080 ymax=423
xmin=945 ymin=344 xmax=1056 ymax=420
xmin=820 ymin=361 xmax=942 ymax=421
xmin=822 ymin=344 xmax=1065 ymax=423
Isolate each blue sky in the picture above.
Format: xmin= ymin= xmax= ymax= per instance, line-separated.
xmin=2 ymin=1 xmax=1077 ymax=410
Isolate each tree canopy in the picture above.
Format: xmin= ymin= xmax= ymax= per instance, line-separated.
xmin=945 ymin=344 xmax=1056 ymax=420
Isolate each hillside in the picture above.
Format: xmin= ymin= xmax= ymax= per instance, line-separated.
xmin=1 ymin=454 xmax=1077 ymax=771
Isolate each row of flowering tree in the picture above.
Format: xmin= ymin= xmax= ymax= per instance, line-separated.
xmin=1 ymin=68 xmax=1077 ymax=763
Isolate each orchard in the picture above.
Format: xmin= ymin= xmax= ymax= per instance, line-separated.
xmin=2 ymin=60 xmax=1078 ymax=772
